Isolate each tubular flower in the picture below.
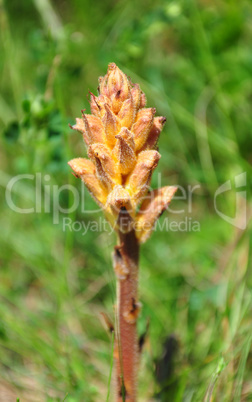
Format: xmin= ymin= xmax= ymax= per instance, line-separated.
xmin=69 ymin=63 xmax=176 ymax=242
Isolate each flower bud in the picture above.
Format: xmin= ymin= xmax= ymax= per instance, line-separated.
xmin=83 ymin=114 xmax=105 ymax=144
xmin=113 ymin=128 xmax=136 ymax=175
xmin=126 ymin=150 xmax=161 ymax=206
xmin=103 ymin=104 xmax=121 ymax=147
xmin=88 ymin=143 xmax=121 ymax=191
xmin=132 ymin=108 xmax=156 ymax=151
xmin=99 ymin=63 xmax=130 ymax=114
xmin=89 ymin=93 xmax=109 ymax=118
xmin=117 ymin=96 xmax=135 ymax=128
xmin=139 ymin=116 xmax=166 ymax=152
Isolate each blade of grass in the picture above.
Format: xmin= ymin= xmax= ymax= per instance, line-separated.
xmin=106 ymin=331 xmax=115 ymax=402
xmin=233 ymin=333 xmax=252 ymax=402
xmin=204 ymin=356 xmax=226 ymax=402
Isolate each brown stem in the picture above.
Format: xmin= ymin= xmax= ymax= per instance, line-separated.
xmin=114 ymin=228 xmax=140 ymax=402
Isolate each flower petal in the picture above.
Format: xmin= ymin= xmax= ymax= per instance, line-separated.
xmin=113 ymin=128 xmax=137 ymax=175
xmin=132 ymin=108 xmax=156 ymax=151
xmin=83 ymin=114 xmax=105 ymax=144
xmin=68 ymin=158 xmax=108 ymax=206
xmin=88 ymin=143 xmax=121 ymax=191
xmin=138 ymin=116 xmax=166 ymax=152
xmin=102 ymin=104 xmax=121 ymax=147
xmin=126 ymin=150 xmax=161 ymax=207
xmin=135 ymin=186 xmax=177 ymax=243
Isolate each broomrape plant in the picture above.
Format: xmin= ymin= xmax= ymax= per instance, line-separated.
xmin=69 ymin=63 xmax=177 ymax=401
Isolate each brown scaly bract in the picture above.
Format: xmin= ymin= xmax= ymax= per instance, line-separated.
xmin=68 ymin=63 xmax=177 ymax=242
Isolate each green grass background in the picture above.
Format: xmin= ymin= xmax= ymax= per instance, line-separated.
xmin=0 ymin=0 xmax=252 ymax=400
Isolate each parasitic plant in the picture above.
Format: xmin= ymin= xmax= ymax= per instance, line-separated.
xmin=68 ymin=63 xmax=177 ymax=401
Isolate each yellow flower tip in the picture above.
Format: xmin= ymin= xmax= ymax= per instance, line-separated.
xmin=138 ymin=149 xmax=161 ymax=170
xmin=68 ymin=158 xmax=94 ymax=178
xmin=100 ymin=63 xmax=129 ymax=98
xmin=108 ymin=62 xmax=117 ymax=71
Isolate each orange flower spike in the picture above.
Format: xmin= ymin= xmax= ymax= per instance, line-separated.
xmin=68 ymin=63 xmax=173 ymax=229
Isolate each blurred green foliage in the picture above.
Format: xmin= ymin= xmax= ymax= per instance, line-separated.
xmin=0 ymin=0 xmax=252 ymax=400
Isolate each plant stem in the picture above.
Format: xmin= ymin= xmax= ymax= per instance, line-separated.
xmin=115 ymin=229 xmax=140 ymax=402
